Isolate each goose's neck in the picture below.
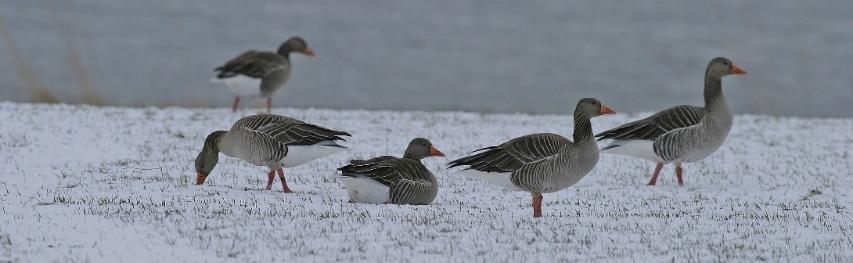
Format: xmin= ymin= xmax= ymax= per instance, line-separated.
xmin=216 ymin=131 xmax=237 ymax=157
xmin=276 ymin=46 xmax=293 ymax=59
xmin=402 ymin=153 xmax=423 ymax=161
xmin=572 ymin=112 xmax=594 ymax=143
xmin=702 ymin=74 xmax=733 ymax=129
xmin=704 ymin=74 xmax=725 ymax=110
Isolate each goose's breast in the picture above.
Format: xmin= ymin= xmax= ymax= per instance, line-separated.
xmin=542 ymin=152 xmax=598 ymax=193
xmin=681 ymin=127 xmax=730 ymax=162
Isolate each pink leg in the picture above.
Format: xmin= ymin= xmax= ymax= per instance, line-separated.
xmin=276 ymin=168 xmax=293 ymax=193
xmin=675 ymin=166 xmax=684 ymax=186
xmin=532 ymin=193 xmax=543 ymax=218
xmin=647 ymin=162 xmax=664 ymax=186
xmin=265 ymin=170 xmax=275 ymax=190
xmin=231 ymin=96 xmax=240 ymax=112
xmin=266 ymin=97 xmax=272 ymax=113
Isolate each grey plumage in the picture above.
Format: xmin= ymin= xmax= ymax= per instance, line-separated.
xmin=194 ymin=113 xmax=349 ymax=190
xmin=220 ymin=114 xmax=349 ymax=167
xmin=448 ymin=133 xmax=570 ymax=174
xmin=596 ymin=105 xmax=704 ymax=142
xmin=213 ymin=37 xmax=315 ymax=112
xmin=448 ymin=98 xmax=614 ymax=217
xmin=215 ymin=50 xmax=291 ymax=97
xmin=338 ymin=138 xmax=443 ymax=205
xmin=596 ymin=57 xmax=747 ymax=185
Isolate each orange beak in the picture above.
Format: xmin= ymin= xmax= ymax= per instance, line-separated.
xmin=599 ymin=105 xmax=616 ymax=115
xmin=429 ymin=146 xmax=445 ymax=157
xmin=196 ymin=172 xmax=207 ymax=185
xmin=731 ymin=64 xmax=747 ymax=75
xmin=303 ymin=47 xmax=316 ymax=57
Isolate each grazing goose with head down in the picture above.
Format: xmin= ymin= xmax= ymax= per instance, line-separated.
xmin=596 ymin=57 xmax=746 ymax=186
xmin=195 ymin=114 xmax=349 ymax=192
xmin=213 ymin=36 xmax=316 ymax=112
xmin=338 ymin=138 xmax=445 ymax=205
xmin=448 ymin=98 xmax=615 ymax=218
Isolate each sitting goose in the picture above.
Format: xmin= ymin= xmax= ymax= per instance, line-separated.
xmin=194 ymin=113 xmax=349 ymax=192
xmin=448 ymin=98 xmax=614 ymax=218
xmin=595 ymin=57 xmax=746 ymax=186
xmin=212 ymin=36 xmax=315 ymax=112
xmin=337 ymin=138 xmax=445 ymax=205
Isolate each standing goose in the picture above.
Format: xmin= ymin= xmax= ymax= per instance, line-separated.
xmin=337 ymin=138 xmax=445 ymax=205
xmin=194 ymin=113 xmax=349 ymax=192
xmin=595 ymin=57 xmax=746 ymax=186
xmin=213 ymin=36 xmax=316 ymax=112
xmin=448 ymin=98 xmax=615 ymax=218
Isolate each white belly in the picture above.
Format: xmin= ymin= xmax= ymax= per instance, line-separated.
xmin=601 ymin=139 xmax=665 ymax=163
xmin=280 ymin=145 xmax=347 ymax=168
xmin=460 ymin=169 xmax=524 ymax=191
xmin=213 ymin=76 xmax=263 ymax=97
xmin=340 ymin=177 xmax=391 ymax=204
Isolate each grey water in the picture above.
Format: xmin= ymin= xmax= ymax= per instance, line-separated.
xmin=1 ymin=0 xmax=852 ymax=117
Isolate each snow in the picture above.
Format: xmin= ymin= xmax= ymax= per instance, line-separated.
xmin=1 ymin=102 xmax=852 ymax=262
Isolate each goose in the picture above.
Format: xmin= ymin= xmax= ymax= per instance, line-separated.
xmin=337 ymin=138 xmax=445 ymax=205
xmin=194 ymin=113 xmax=349 ymax=192
xmin=212 ymin=37 xmax=315 ymax=112
xmin=595 ymin=57 xmax=746 ymax=186
xmin=448 ymin=98 xmax=614 ymax=218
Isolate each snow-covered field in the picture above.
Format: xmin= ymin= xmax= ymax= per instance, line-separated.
xmin=1 ymin=102 xmax=852 ymax=262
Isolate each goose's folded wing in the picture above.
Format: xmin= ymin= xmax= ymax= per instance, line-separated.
xmin=337 ymin=158 xmax=402 ymax=187
xmin=214 ymin=51 xmax=287 ymax=79
xmin=237 ymin=114 xmax=350 ymax=146
xmin=339 ymin=158 xmax=431 ymax=186
xmin=595 ymin=105 xmax=704 ymax=141
xmin=447 ymin=133 xmax=571 ymax=173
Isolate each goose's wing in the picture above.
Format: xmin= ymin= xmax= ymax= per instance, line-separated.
xmin=235 ymin=114 xmax=350 ymax=146
xmin=447 ymin=133 xmax=571 ymax=173
xmin=595 ymin=105 xmax=704 ymax=141
xmin=338 ymin=157 xmax=420 ymax=187
xmin=214 ymin=51 xmax=288 ymax=79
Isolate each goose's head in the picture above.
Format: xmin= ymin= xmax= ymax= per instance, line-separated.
xmin=277 ymin=36 xmax=316 ymax=57
xmin=575 ymin=98 xmax=615 ymax=117
xmin=194 ymin=131 xmax=225 ymax=185
xmin=706 ymin=57 xmax=747 ymax=78
xmin=403 ymin=138 xmax=445 ymax=160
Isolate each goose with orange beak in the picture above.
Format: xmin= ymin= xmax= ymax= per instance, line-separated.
xmin=596 ymin=57 xmax=747 ymax=186
xmin=448 ymin=98 xmax=615 ymax=218
xmin=337 ymin=138 xmax=445 ymax=205
xmin=212 ymin=36 xmax=316 ymax=112
xmin=194 ymin=113 xmax=349 ymax=192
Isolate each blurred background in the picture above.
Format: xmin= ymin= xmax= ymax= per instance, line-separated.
xmin=1 ymin=0 xmax=851 ymax=117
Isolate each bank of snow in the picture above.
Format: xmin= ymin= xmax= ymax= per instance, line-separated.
xmin=1 ymin=102 xmax=851 ymax=262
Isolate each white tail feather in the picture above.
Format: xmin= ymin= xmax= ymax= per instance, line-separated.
xmin=281 ymin=144 xmax=347 ymax=167
xmin=460 ymin=170 xmax=524 ymax=191
xmin=601 ymin=139 xmax=664 ymax=163
xmin=339 ymin=177 xmax=391 ymax=204
xmin=213 ymin=75 xmax=263 ymax=97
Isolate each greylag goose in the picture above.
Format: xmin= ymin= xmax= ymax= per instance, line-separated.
xmin=212 ymin=36 xmax=316 ymax=112
xmin=337 ymin=138 xmax=445 ymax=205
xmin=448 ymin=98 xmax=614 ymax=218
xmin=194 ymin=113 xmax=349 ymax=192
xmin=595 ymin=57 xmax=746 ymax=186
